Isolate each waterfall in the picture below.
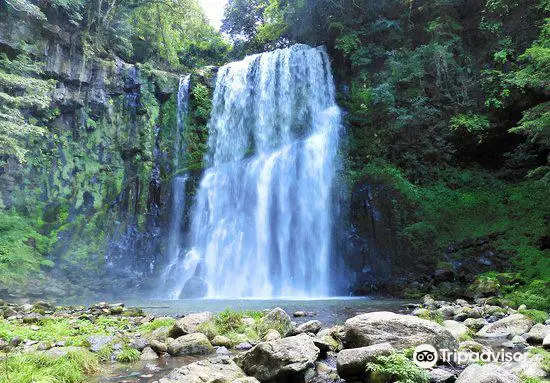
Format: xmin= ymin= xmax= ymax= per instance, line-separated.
xmin=181 ymin=44 xmax=342 ymax=298
xmin=162 ymin=75 xmax=192 ymax=299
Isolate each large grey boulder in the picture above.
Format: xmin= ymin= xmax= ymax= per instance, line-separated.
xmin=150 ymin=326 xmax=171 ymax=341
xmin=149 ymin=339 xmax=168 ymax=354
xmin=263 ymin=329 xmax=281 ymax=342
xmin=294 ymin=320 xmax=322 ymax=335
xmin=140 ymin=347 xmax=158 ymax=361
xmin=166 ymin=333 xmax=214 ymax=356
xmin=476 ymin=314 xmax=533 ymax=338
xmin=169 ymin=312 xmax=212 ymax=338
xmin=503 ymin=352 xmax=547 ymax=379
xmin=443 ymin=320 xmax=470 ymax=341
xmin=543 ymin=333 xmax=550 ymax=349
xmin=236 ymin=333 xmax=320 ymax=382
xmin=343 ymin=311 xmax=457 ymax=350
xmin=525 ymin=323 xmax=550 ymax=344
xmin=261 ymin=307 xmax=293 ymax=336
xmin=158 ymin=356 xmax=246 ymax=383
xmin=428 ymin=367 xmax=457 ymax=383
xmin=463 ymin=318 xmax=488 ymax=331
xmin=336 ymin=342 xmax=394 ymax=379
xmin=456 ymin=364 xmax=520 ymax=383
xmin=87 ymin=335 xmax=114 ymax=352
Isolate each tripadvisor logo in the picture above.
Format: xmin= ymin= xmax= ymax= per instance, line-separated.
xmin=413 ymin=344 xmax=438 ymax=368
xmin=413 ymin=343 xmax=524 ymax=369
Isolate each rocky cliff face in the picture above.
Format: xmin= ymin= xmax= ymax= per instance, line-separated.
xmin=0 ymin=3 xmax=215 ymax=300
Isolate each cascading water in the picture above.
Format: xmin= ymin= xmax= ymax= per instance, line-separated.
xmin=181 ymin=44 xmax=343 ymax=298
xmin=162 ymin=75 xmax=192 ymax=299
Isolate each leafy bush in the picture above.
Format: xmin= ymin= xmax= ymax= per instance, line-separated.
xmin=115 ymin=347 xmax=140 ymax=363
xmin=0 ymin=213 xmax=52 ymax=288
xmin=138 ymin=317 xmax=176 ymax=333
xmin=0 ymin=349 xmax=99 ymax=383
xmin=450 ymin=113 xmax=491 ymax=142
xmin=366 ymin=352 xmax=429 ymax=383
xmin=529 ymin=348 xmax=550 ymax=374
xmin=519 ymin=309 xmax=549 ymax=324
xmin=507 ymin=280 xmax=550 ymax=311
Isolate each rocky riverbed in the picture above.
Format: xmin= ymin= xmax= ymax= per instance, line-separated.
xmin=0 ymin=297 xmax=549 ymax=383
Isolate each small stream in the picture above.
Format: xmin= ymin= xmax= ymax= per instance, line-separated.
xmin=93 ymin=297 xmax=411 ymax=382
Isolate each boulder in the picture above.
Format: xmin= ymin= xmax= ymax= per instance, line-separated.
xmin=261 ymin=308 xmax=292 ymax=336
xmin=476 ymin=314 xmax=533 ymax=338
xmin=166 ymin=333 xmax=214 ymax=356
xmin=87 ymin=335 xmax=114 ymax=352
xmin=443 ymin=320 xmax=470 ymax=341
xmin=169 ymin=312 xmax=212 ymax=338
xmin=336 ymin=343 xmax=394 ymax=378
xmin=235 ymin=342 xmax=253 ymax=350
xmin=216 ymin=346 xmax=230 ymax=355
xmin=140 ymin=347 xmax=158 ymax=361
xmin=179 ymin=277 xmax=208 ymax=299
xmin=22 ymin=312 xmax=43 ymax=324
xmin=437 ymin=306 xmax=455 ymax=318
xmin=129 ymin=336 xmax=149 ymax=351
xmin=525 ymin=323 xmax=550 ymax=345
xmin=263 ymin=329 xmax=281 ymax=342
xmin=343 ymin=311 xmax=457 ymax=350
xmin=312 ymin=336 xmax=338 ymax=352
xmin=149 ymin=339 xmax=168 ymax=354
xmin=456 ymin=364 xmax=520 ymax=383
xmin=458 ymin=340 xmax=487 ymax=353
xmin=294 ymin=320 xmax=322 ymax=335
xmin=232 ymin=378 xmax=261 ymax=383
xmin=159 ymin=356 xmax=246 ymax=383
xmin=236 ymin=333 xmax=320 ymax=382
xmin=543 ymin=333 xmax=550 ymax=349
xmin=502 ymin=352 xmax=547 ymax=379
xmin=428 ymin=367 xmax=458 ymax=383
xmin=150 ymin=326 xmax=171 ymax=341
xmin=463 ymin=318 xmax=487 ymax=331
xmin=211 ymin=335 xmax=232 ymax=348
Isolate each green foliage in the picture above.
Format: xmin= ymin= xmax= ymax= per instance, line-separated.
xmin=138 ymin=317 xmax=176 ymax=333
xmin=182 ymin=82 xmax=213 ymax=171
xmin=450 ymin=113 xmax=491 ymax=143
xmin=0 ymin=349 xmax=99 ymax=383
xmin=507 ymin=280 xmax=550 ymax=311
xmin=366 ymin=352 xmax=430 ymax=383
xmin=131 ymin=0 xmax=230 ymax=69
xmin=214 ymin=309 xmax=247 ymax=334
xmin=197 ymin=309 xmax=279 ymax=345
xmin=529 ymin=348 xmax=550 ymax=374
xmin=115 ymin=347 xmax=140 ymax=363
xmin=416 ymin=310 xmax=444 ymax=325
xmin=519 ymin=309 xmax=549 ymax=324
xmin=0 ymin=317 xmax=130 ymax=347
xmin=0 ymin=54 xmax=55 ymax=163
xmin=0 ymin=213 xmax=52 ymax=287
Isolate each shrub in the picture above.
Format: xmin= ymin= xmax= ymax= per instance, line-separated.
xmin=0 ymin=349 xmax=99 ymax=383
xmin=366 ymin=352 xmax=430 ymax=383
xmin=519 ymin=309 xmax=549 ymax=324
xmin=507 ymin=280 xmax=550 ymax=311
xmin=115 ymin=347 xmax=140 ymax=363
xmin=138 ymin=317 xmax=176 ymax=333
